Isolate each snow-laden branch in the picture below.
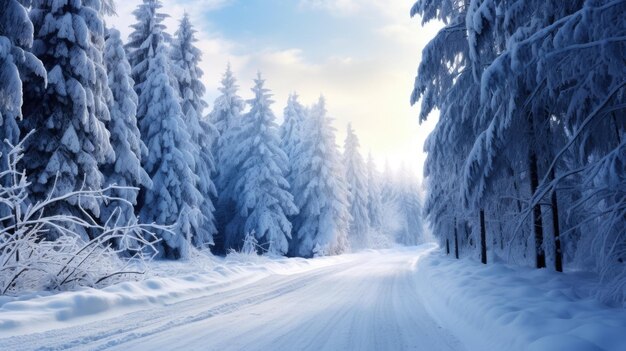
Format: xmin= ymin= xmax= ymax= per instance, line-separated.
xmin=0 ymin=136 xmax=172 ymax=295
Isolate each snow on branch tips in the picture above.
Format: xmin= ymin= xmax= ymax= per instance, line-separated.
xmin=0 ymin=135 xmax=172 ymax=295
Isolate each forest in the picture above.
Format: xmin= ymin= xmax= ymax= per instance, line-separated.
xmin=0 ymin=1 xmax=625 ymax=350
xmin=412 ymin=0 xmax=626 ymax=305
xmin=0 ymin=0 xmax=423 ymax=295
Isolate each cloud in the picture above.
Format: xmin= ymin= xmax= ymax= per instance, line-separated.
xmin=107 ymin=0 xmax=440 ymax=179
xmin=298 ymin=0 xmax=361 ymax=15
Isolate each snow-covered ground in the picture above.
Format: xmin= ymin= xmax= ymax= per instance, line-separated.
xmin=0 ymin=245 xmax=625 ymax=350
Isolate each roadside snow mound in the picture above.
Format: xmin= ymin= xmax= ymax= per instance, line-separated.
xmin=415 ymin=250 xmax=626 ymax=351
xmin=0 ymin=252 xmax=347 ymax=338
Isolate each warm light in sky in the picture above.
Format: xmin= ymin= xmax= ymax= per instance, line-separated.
xmin=107 ymin=0 xmax=441 ymax=180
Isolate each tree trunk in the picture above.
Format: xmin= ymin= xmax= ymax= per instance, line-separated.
xmin=499 ymin=221 xmax=504 ymax=250
xmin=530 ymin=152 xmax=546 ymax=269
xmin=612 ymin=112 xmax=622 ymax=145
xmin=550 ymin=168 xmax=563 ymax=272
xmin=445 ymin=238 xmax=450 ymax=255
xmin=480 ymin=209 xmax=487 ymax=264
xmin=454 ymin=217 xmax=459 ymax=259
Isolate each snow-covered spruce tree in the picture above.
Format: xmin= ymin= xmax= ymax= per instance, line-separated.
xmin=137 ymin=41 xmax=201 ymax=259
xmin=99 ymin=0 xmax=117 ymax=16
xmin=101 ymin=28 xmax=151 ymax=230
xmin=366 ymin=153 xmax=383 ymax=230
xmin=381 ymin=160 xmax=396 ymax=204
xmin=220 ymin=74 xmax=298 ymax=255
xmin=0 ymin=0 xmax=44 ymax=166
xmin=394 ymin=166 xmax=424 ymax=246
xmin=0 ymin=0 xmax=45 ymax=226
xmin=412 ymin=0 xmax=626 ymax=306
xmin=411 ymin=0 xmax=503 ymax=265
xmin=126 ymin=0 xmax=169 ymax=98
xmin=343 ymin=123 xmax=370 ymax=249
xmin=210 ymin=65 xmax=245 ymax=141
xmin=280 ymin=93 xmax=308 ymax=173
xmin=21 ymin=0 xmax=114 ymax=239
xmin=171 ymin=14 xmax=217 ymax=248
xmin=290 ymin=97 xmax=350 ymax=257
xmin=209 ymin=65 xmax=245 ymax=253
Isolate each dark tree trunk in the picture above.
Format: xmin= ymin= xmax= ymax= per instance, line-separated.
xmin=529 ymin=152 xmax=546 ymax=269
xmin=513 ymin=179 xmax=523 ymax=213
xmin=612 ymin=113 xmax=622 ymax=145
xmin=550 ymin=168 xmax=563 ymax=272
xmin=499 ymin=221 xmax=504 ymax=250
xmin=445 ymin=238 xmax=450 ymax=255
xmin=454 ymin=217 xmax=459 ymax=259
xmin=480 ymin=209 xmax=487 ymax=264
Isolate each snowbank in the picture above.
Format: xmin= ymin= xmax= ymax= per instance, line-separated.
xmin=415 ymin=249 xmax=626 ymax=351
xmin=0 ymin=252 xmax=349 ymax=338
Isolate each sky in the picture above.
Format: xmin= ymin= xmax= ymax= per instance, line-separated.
xmin=106 ymin=0 xmax=440 ymax=180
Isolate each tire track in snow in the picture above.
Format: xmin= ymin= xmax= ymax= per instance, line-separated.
xmin=1 ymin=247 xmax=465 ymax=351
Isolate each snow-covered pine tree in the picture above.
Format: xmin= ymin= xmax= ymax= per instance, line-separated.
xmin=171 ymin=14 xmax=217 ymax=248
xmin=210 ymin=65 xmax=244 ymax=141
xmin=21 ymin=0 xmax=114 ymax=239
xmin=381 ymin=160 xmax=396 ymax=204
xmin=0 ymin=0 xmax=45 ymax=180
xmin=220 ymin=73 xmax=298 ymax=255
xmin=290 ymin=97 xmax=350 ymax=257
xmin=411 ymin=0 xmax=496 ymax=264
xmin=0 ymin=0 xmax=45 ymax=230
xmin=100 ymin=0 xmax=117 ymax=16
xmin=366 ymin=152 xmax=383 ymax=230
xmin=137 ymin=41 xmax=201 ymax=259
xmin=280 ymin=93 xmax=308 ymax=174
xmin=343 ymin=123 xmax=370 ymax=249
xmin=101 ymin=28 xmax=151 ymax=228
xmin=126 ymin=0 xmax=169 ymax=98
xmin=394 ymin=166 xmax=424 ymax=246
xmin=210 ymin=65 xmax=245 ymax=252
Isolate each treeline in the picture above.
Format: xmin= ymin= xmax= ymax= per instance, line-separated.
xmin=411 ymin=0 xmax=625 ymax=304
xmin=0 ymin=0 xmax=424 ymax=267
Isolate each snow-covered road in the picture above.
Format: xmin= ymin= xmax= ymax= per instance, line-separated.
xmin=0 ymin=246 xmax=464 ymax=351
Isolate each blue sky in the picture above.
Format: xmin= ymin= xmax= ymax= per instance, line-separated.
xmin=203 ymin=0 xmax=386 ymax=60
xmin=108 ymin=0 xmax=440 ymax=179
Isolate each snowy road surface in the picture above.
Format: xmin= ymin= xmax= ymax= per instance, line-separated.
xmin=0 ymin=246 xmax=464 ymax=351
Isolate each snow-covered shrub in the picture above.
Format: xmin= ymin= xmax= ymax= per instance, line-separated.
xmin=224 ymin=232 xmax=274 ymax=265
xmin=0 ymin=137 xmax=167 ymax=295
xmin=241 ymin=232 xmax=260 ymax=255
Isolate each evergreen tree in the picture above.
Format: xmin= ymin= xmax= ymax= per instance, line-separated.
xmin=0 ymin=0 xmax=45 ymax=230
xmin=171 ymin=14 xmax=217 ymax=247
xmin=412 ymin=0 xmax=626 ymax=303
xmin=210 ymin=65 xmax=244 ymax=140
xmin=101 ymin=0 xmax=117 ymax=16
xmin=280 ymin=93 xmax=307 ymax=173
xmin=0 ymin=0 xmax=45 ymax=176
xmin=126 ymin=0 xmax=169 ymax=98
xmin=209 ymin=65 xmax=245 ymax=252
xmin=343 ymin=123 xmax=370 ymax=248
xmin=366 ymin=152 xmax=383 ymax=230
xmin=290 ymin=97 xmax=350 ymax=257
xmin=381 ymin=160 xmax=396 ymax=203
xmin=22 ymin=0 xmax=114 ymax=239
xmin=394 ymin=166 xmax=424 ymax=246
xmin=220 ymin=74 xmax=298 ymax=255
xmin=137 ymin=42 xmax=201 ymax=259
xmin=101 ymin=28 xmax=151 ymax=226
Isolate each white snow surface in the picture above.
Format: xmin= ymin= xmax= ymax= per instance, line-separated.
xmin=0 ymin=245 xmax=625 ymax=350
